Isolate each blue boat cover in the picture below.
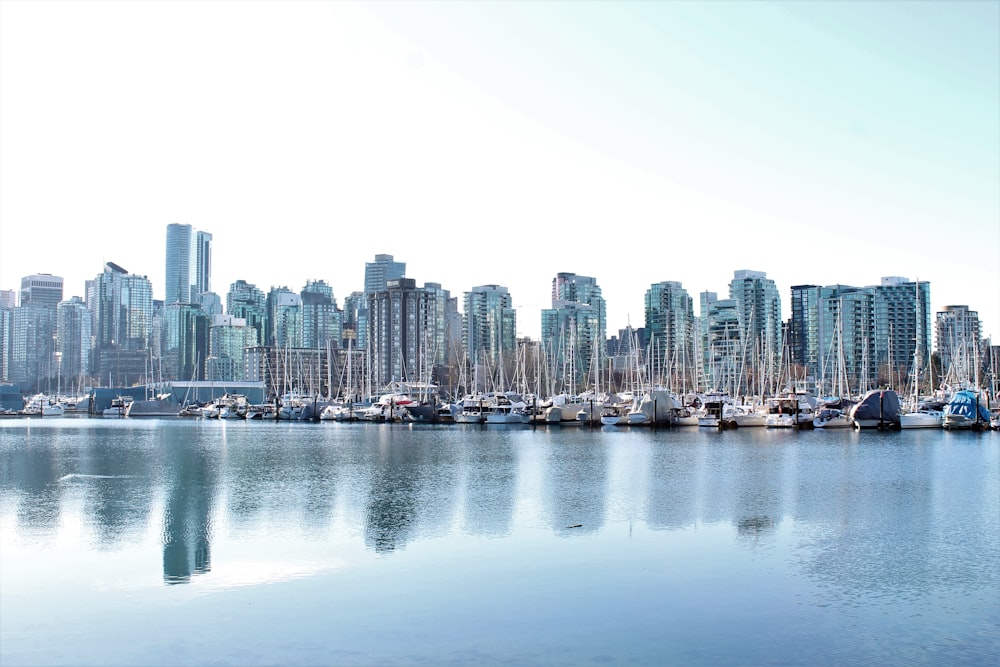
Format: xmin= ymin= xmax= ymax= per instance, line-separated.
xmin=945 ymin=390 xmax=991 ymax=422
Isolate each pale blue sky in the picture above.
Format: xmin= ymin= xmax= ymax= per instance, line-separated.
xmin=1 ymin=0 xmax=997 ymax=339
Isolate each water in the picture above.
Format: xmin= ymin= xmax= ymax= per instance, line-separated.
xmin=1 ymin=419 xmax=998 ymax=666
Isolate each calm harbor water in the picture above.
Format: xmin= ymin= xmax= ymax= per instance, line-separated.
xmin=1 ymin=418 xmax=998 ymax=666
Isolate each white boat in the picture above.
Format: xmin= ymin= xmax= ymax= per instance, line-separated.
xmin=813 ymin=408 xmax=853 ymax=429
xmin=453 ymin=394 xmax=488 ymax=424
xmin=544 ymin=394 xmax=587 ymax=424
xmin=102 ymin=396 xmax=132 ymax=418
xmin=319 ymin=403 xmax=356 ymax=421
xmin=485 ymin=393 xmax=531 ymax=424
xmin=23 ymin=394 xmax=65 ymax=417
xmin=765 ymin=392 xmax=816 ymax=429
xmin=731 ymin=404 xmax=767 ymax=428
xmin=599 ymin=403 xmax=630 ymax=426
xmin=899 ymin=409 xmax=943 ymax=429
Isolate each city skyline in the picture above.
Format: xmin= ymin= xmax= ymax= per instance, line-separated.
xmin=1 ymin=1 xmax=998 ymax=340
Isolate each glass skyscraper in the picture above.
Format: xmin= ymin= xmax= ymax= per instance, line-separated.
xmin=165 ymin=223 xmax=212 ymax=304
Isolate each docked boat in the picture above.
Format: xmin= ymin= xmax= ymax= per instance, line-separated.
xmin=849 ymin=389 xmax=901 ymax=430
xmin=126 ymin=393 xmax=182 ymax=418
xmin=484 ymin=393 xmax=531 ymax=424
xmin=765 ymin=392 xmax=817 ymax=429
xmin=941 ymin=390 xmax=991 ymax=430
xmin=626 ymin=390 xmax=678 ymax=427
xmin=899 ymin=399 xmax=945 ymax=429
xmin=730 ymin=403 xmax=767 ymax=428
xmin=103 ymin=395 xmax=132 ymax=418
xmin=813 ymin=408 xmax=853 ymax=429
xmin=453 ymin=394 xmax=488 ymax=424
xmin=23 ymin=394 xmax=65 ymax=417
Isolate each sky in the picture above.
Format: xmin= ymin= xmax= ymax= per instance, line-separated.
xmin=1 ymin=0 xmax=998 ymax=341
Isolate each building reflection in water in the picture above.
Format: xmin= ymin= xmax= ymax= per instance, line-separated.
xmin=362 ymin=427 xmax=462 ymax=554
xmin=162 ymin=437 xmax=220 ymax=585
xmin=462 ymin=433 xmax=518 ymax=538
xmin=543 ymin=430 xmax=608 ymax=534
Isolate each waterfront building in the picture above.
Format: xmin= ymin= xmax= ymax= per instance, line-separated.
xmin=422 ymin=282 xmax=458 ymax=374
xmin=265 ymin=287 xmax=302 ymax=349
xmin=789 ymin=278 xmax=930 ymax=395
xmin=7 ymin=304 xmax=55 ymax=391
xmin=463 ymin=285 xmax=517 ymax=385
xmin=872 ymin=277 xmax=931 ymax=389
xmin=364 ymin=254 xmax=406 ymax=294
xmin=0 ymin=303 xmax=10 ymax=382
xmin=207 ymin=314 xmax=257 ymax=383
xmin=541 ymin=273 xmax=606 ymax=393
xmin=359 ymin=254 xmax=406 ymax=350
xmin=301 ymin=280 xmax=342 ymax=350
xmin=699 ymin=292 xmax=740 ymax=392
xmin=161 ymin=303 xmax=210 ymax=382
xmin=367 ymin=278 xmax=436 ymax=389
xmin=19 ymin=274 xmax=64 ymax=309
xmin=92 ymin=262 xmax=153 ymax=385
xmin=935 ymin=305 xmax=982 ymax=385
xmin=728 ymin=270 xmax=782 ymax=392
xmin=165 ymin=223 xmax=212 ymax=305
xmin=227 ymin=280 xmax=266 ymax=345
xmin=245 ymin=346 xmax=336 ymax=397
xmin=341 ymin=291 xmax=365 ymax=350
xmin=56 ymin=296 xmax=92 ymax=390
xmin=644 ymin=281 xmax=696 ymax=390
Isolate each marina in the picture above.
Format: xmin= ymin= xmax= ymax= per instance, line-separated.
xmin=1 ymin=418 xmax=997 ymax=666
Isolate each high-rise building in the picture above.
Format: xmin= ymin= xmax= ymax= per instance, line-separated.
xmin=789 ymin=278 xmax=930 ymax=394
xmin=423 ymin=282 xmax=458 ymax=372
xmin=7 ymin=304 xmax=56 ymax=391
xmin=92 ymin=262 xmax=154 ymax=385
xmin=935 ymin=305 xmax=982 ymax=383
xmin=360 ymin=254 xmax=405 ymax=350
xmin=699 ymin=292 xmax=740 ymax=392
xmin=301 ymin=280 xmax=342 ymax=350
xmin=6 ymin=274 xmax=63 ymax=390
xmin=463 ymin=284 xmax=516 ymax=378
xmin=367 ymin=278 xmax=436 ymax=388
xmin=162 ymin=303 xmax=210 ymax=382
xmin=644 ymin=281 xmax=696 ymax=389
xmin=206 ymin=314 xmax=256 ymax=382
xmin=541 ymin=273 xmax=606 ymax=392
xmin=0 ymin=290 xmax=15 ymax=310
xmin=0 ymin=299 xmax=11 ymax=382
xmin=56 ymin=296 xmax=92 ymax=388
xmin=728 ymin=270 xmax=782 ymax=389
xmin=19 ymin=274 xmax=64 ymax=309
xmin=227 ymin=280 xmax=266 ymax=344
xmin=165 ymin=223 xmax=212 ymax=305
xmin=364 ymin=254 xmax=406 ymax=294
xmin=265 ymin=287 xmax=302 ymax=348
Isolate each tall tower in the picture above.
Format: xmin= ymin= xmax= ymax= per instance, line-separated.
xmin=20 ymin=274 xmax=64 ymax=309
xmin=464 ymin=284 xmax=517 ymax=382
xmin=728 ymin=270 xmax=782 ymax=391
xmin=367 ymin=278 xmax=436 ymax=389
xmin=165 ymin=224 xmax=212 ymax=304
xmin=541 ymin=272 xmax=606 ymax=392
xmin=56 ymin=296 xmax=92 ymax=387
xmin=644 ymin=281 xmax=695 ymax=389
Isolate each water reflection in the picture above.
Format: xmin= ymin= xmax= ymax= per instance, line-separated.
xmin=162 ymin=432 xmax=220 ymax=584
xmin=363 ymin=426 xmax=462 ymax=553
xmin=1 ymin=421 xmax=997 ymax=608
xmin=543 ymin=429 xmax=608 ymax=534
